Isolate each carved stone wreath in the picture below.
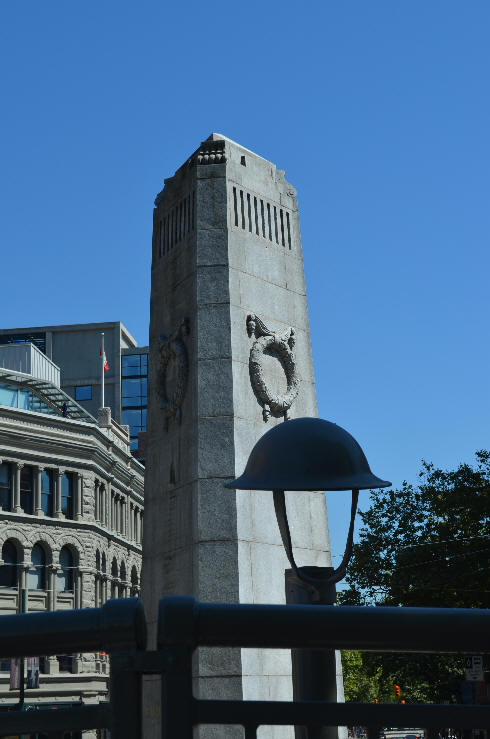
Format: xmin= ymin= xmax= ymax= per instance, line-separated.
xmin=247 ymin=313 xmax=300 ymax=422
xmin=158 ymin=318 xmax=190 ymax=424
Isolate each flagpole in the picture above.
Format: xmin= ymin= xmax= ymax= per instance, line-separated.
xmin=101 ymin=332 xmax=105 ymax=409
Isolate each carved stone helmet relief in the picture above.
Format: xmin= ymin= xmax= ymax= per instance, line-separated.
xmin=246 ymin=313 xmax=300 ymax=422
xmin=158 ymin=318 xmax=190 ymax=427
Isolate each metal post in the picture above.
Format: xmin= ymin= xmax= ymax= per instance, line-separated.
xmin=110 ymin=651 xmax=142 ymax=739
xmin=286 ymin=567 xmax=339 ymax=739
xmin=101 ymin=332 xmax=105 ymax=409
xmin=160 ymin=646 xmax=193 ymax=739
xmin=19 ymin=587 xmax=26 ymax=739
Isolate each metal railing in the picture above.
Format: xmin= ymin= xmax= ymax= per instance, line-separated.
xmin=0 ymin=595 xmax=489 ymax=737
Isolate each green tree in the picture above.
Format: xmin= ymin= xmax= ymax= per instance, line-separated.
xmin=340 ymin=451 xmax=490 ymax=703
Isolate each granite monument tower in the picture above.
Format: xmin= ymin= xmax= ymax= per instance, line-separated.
xmin=142 ymin=134 xmax=340 ymax=736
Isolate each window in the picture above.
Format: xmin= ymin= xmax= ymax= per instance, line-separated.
xmin=20 ymin=466 xmax=33 ymax=514
xmin=0 ymin=382 xmax=58 ymax=416
xmin=57 ymin=654 xmax=73 ymax=672
xmin=121 ymin=378 xmax=147 ymax=407
xmin=0 ymin=463 xmax=11 ymax=510
xmin=61 ymin=473 xmax=73 ymax=519
xmin=28 ymin=544 xmax=46 ymax=590
xmin=119 ymin=562 xmax=126 ymax=598
xmin=41 ymin=469 xmax=53 ymax=516
xmin=130 ymin=566 xmax=139 ymax=597
xmin=121 ymin=354 xmax=148 ymax=457
xmin=57 ymin=547 xmax=74 ymax=592
xmin=0 ymin=540 xmax=18 ymax=588
xmin=121 ymin=355 xmax=142 ymax=377
xmin=75 ymin=385 xmax=92 ymax=401
xmin=111 ymin=559 xmax=118 ymax=598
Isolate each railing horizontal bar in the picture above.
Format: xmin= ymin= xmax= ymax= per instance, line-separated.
xmin=0 ymin=704 xmax=110 ymax=735
xmin=159 ymin=596 xmax=490 ymax=653
xmin=195 ymin=700 xmax=490 ymax=729
xmin=0 ymin=598 xmax=146 ymax=657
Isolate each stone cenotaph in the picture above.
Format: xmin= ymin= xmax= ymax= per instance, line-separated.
xmin=142 ymin=134 xmax=341 ymax=736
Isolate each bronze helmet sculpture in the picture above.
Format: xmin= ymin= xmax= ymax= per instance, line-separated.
xmin=225 ymin=417 xmax=390 ymax=492
xmin=225 ymin=417 xmax=390 ymax=588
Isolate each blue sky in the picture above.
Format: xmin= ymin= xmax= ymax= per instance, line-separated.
xmin=1 ymin=2 xmax=489 ymax=568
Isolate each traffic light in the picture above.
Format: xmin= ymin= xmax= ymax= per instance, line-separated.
xmin=394 ymin=684 xmax=401 ymax=698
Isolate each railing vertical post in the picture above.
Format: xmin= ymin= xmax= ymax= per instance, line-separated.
xmin=110 ymin=651 xmax=143 ymax=739
xmin=286 ymin=569 xmax=339 ymax=739
xmin=160 ymin=646 xmax=193 ymax=739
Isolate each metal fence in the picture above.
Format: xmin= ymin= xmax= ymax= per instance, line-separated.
xmin=0 ymin=595 xmax=489 ymax=737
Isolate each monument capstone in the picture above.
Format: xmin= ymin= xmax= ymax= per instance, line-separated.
xmin=142 ymin=134 xmax=342 ymax=737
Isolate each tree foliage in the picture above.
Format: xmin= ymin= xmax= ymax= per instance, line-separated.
xmin=340 ymin=451 xmax=490 ymax=703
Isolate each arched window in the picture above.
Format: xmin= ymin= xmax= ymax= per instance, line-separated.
xmin=119 ymin=561 xmax=126 ymax=598
xmin=41 ymin=470 xmax=53 ymax=517
xmin=28 ymin=544 xmax=46 ymax=590
xmin=0 ymin=540 xmax=18 ymax=588
xmin=61 ymin=473 xmax=73 ymax=519
xmin=130 ymin=566 xmax=139 ymax=597
xmin=0 ymin=463 xmax=11 ymax=511
xmin=56 ymin=546 xmax=74 ymax=592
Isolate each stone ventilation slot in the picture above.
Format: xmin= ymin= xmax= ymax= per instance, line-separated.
xmin=158 ymin=190 xmax=195 ymax=258
xmin=233 ymin=187 xmax=238 ymax=227
xmin=254 ymin=197 xmax=259 ymax=235
xmin=231 ymin=187 xmax=293 ymax=250
xmin=240 ymin=190 xmax=245 ymax=230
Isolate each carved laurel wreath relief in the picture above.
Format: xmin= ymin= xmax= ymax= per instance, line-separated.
xmin=158 ymin=318 xmax=190 ymax=426
xmin=246 ymin=313 xmax=300 ymax=422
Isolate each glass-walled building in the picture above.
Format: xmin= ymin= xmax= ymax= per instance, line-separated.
xmin=121 ymin=348 xmax=148 ymax=462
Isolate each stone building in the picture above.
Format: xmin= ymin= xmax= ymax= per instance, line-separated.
xmin=0 ymin=343 xmax=144 ymax=737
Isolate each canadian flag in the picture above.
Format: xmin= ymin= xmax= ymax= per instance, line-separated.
xmin=99 ymin=346 xmax=109 ymax=372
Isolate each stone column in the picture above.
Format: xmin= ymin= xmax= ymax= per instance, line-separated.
xmin=94 ymin=480 xmax=99 ymax=522
xmin=75 ymin=473 xmax=83 ymax=521
xmin=54 ymin=470 xmax=63 ymax=518
xmin=47 ymin=565 xmax=57 ymax=611
xmin=13 ymin=462 xmax=22 ymax=513
xmin=76 ymin=569 xmax=84 ymax=609
xmin=34 ymin=466 xmax=44 ymax=516
xmin=20 ymin=565 xmax=29 ymax=609
xmin=110 ymin=491 xmax=114 ymax=531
